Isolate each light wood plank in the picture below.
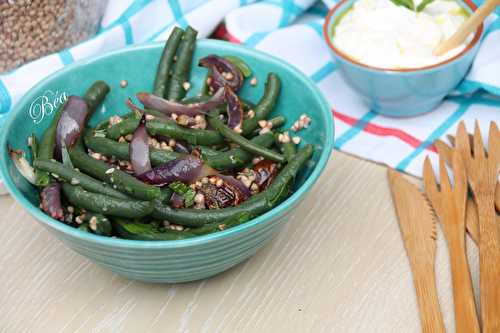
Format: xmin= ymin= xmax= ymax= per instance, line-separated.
xmin=0 ymin=152 xmax=480 ymax=333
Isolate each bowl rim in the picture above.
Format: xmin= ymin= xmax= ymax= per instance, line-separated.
xmin=0 ymin=39 xmax=334 ymax=249
xmin=322 ymin=0 xmax=483 ymax=73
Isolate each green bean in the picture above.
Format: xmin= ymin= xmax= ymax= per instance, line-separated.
xmin=84 ymin=81 xmax=110 ymax=114
xmin=112 ymin=218 xmax=195 ymax=240
xmin=242 ymin=73 xmax=281 ymax=135
xmin=181 ymin=95 xmax=255 ymax=110
xmin=158 ymin=188 xmax=173 ymax=204
xmin=224 ymin=56 xmax=252 ymax=77
xmin=96 ymin=108 xmax=166 ymax=132
xmin=35 ymin=103 xmax=64 ymax=187
xmin=146 ymin=119 xmax=224 ymax=145
xmin=62 ymin=184 xmax=154 ymax=218
xmin=166 ymin=26 xmax=198 ymax=101
xmin=187 ymin=212 xmax=253 ymax=235
xmin=68 ymin=141 xmax=161 ymax=201
xmin=282 ymin=142 xmax=297 ymax=161
xmin=207 ymin=113 xmax=285 ymax=163
xmin=201 ymin=132 xmax=275 ymax=170
xmin=144 ymin=108 xmax=168 ymax=119
xmin=33 ymin=159 xmax=129 ymax=199
xmin=84 ymin=213 xmax=112 ymax=236
xmin=268 ymin=116 xmax=286 ymax=129
xmin=106 ymin=114 xmax=141 ymax=140
xmin=153 ymin=27 xmax=184 ymax=97
xmin=78 ymin=223 xmax=90 ymax=232
xmin=250 ymin=116 xmax=286 ymax=137
xmin=274 ymin=133 xmax=296 ymax=162
xmin=152 ymin=145 xmax=313 ymax=226
xmin=83 ymin=131 xmax=182 ymax=166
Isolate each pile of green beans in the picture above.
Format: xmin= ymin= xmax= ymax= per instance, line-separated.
xmin=25 ymin=25 xmax=313 ymax=241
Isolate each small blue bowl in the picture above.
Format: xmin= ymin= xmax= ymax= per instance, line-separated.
xmin=323 ymin=0 xmax=483 ymax=117
xmin=0 ymin=39 xmax=334 ymax=283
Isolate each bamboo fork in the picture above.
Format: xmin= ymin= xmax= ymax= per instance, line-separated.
xmin=434 ymin=139 xmax=500 ymax=244
xmin=455 ymin=121 xmax=500 ymax=333
xmin=423 ymin=152 xmax=480 ymax=333
xmin=447 ymin=134 xmax=500 ymax=212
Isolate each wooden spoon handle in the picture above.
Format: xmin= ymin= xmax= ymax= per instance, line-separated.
xmin=448 ymin=237 xmax=480 ymax=333
xmin=411 ymin=264 xmax=446 ymax=333
xmin=477 ymin=200 xmax=500 ymax=333
xmin=434 ymin=0 xmax=500 ymax=56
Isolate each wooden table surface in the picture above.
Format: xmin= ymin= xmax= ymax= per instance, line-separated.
xmin=0 ymin=152 xmax=480 ymax=333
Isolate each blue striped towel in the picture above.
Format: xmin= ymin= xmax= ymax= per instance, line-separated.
xmin=0 ymin=0 xmax=499 ymax=195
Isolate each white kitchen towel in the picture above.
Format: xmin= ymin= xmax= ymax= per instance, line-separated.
xmin=0 ymin=0 xmax=499 ymax=186
xmin=222 ymin=0 xmax=500 ymax=177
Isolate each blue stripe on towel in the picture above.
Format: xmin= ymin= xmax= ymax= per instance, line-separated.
xmin=169 ymin=0 xmax=189 ymax=27
xmin=122 ymin=20 xmax=134 ymax=44
xmin=334 ymin=111 xmax=377 ymax=149
xmin=100 ymin=0 xmax=153 ymax=32
xmin=245 ymin=32 xmax=268 ymax=47
xmin=311 ymin=62 xmax=337 ymax=83
xmin=307 ymin=21 xmax=323 ymax=36
xmin=395 ymin=101 xmax=471 ymax=171
xmin=58 ymin=50 xmax=75 ymax=65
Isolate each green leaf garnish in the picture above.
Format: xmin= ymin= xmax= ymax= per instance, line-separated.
xmin=416 ymin=0 xmax=434 ymax=12
xmin=168 ymin=181 xmax=196 ymax=208
xmin=61 ymin=142 xmax=74 ymax=168
xmin=391 ymin=0 xmax=415 ymax=10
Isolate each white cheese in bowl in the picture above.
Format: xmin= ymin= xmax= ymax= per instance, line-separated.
xmin=333 ymin=0 xmax=471 ymax=69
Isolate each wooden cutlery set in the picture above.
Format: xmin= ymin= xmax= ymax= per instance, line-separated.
xmin=389 ymin=121 xmax=500 ymax=333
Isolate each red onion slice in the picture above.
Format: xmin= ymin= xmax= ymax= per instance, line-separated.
xmin=9 ymin=148 xmax=36 ymax=185
xmin=41 ymin=183 xmax=64 ymax=221
xmin=253 ymin=160 xmax=279 ymax=190
xmin=126 ymin=98 xmax=145 ymax=116
xmin=136 ymin=88 xmax=225 ymax=118
xmin=170 ymin=192 xmax=185 ymax=209
xmin=130 ymin=115 xmax=152 ymax=175
xmin=136 ymin=155 xmax=217 ymax=186
xmin=174 ymin=140 xmax=192 ymax=154
xmin=199 ymin=55 xmax=243 ymax=92
xmin=56 ymin=96 xmax=88 ymax=155
xmin=219 ymin=174 xmax=251 ymax=200
xmin=225 ymin=86 xmax=243 ymax=130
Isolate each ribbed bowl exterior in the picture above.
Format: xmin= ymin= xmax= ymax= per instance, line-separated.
xmin=52 ymin=208 xmax=293 ymax=283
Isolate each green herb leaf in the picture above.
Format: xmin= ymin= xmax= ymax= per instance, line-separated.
xmin=29 ymin=133 xmax=38 ymax=160
xmin=168 ymin=181 xmax=196 ymax=208
xmin=391 ymin=0 xmax=415 ymax=10
xmin=416 ymin=0 xmax=434 ymax=12
xmin=184 ymin=190 xmax=195 ymax=208
xmin=224 ymin=56 xmax=252 ymax=78
xmin=61 ymin=142 xmax=74 ymax=168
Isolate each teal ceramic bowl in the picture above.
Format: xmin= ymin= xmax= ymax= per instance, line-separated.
xmin=0 ymin=39 xmax=334 ymax=283
xmin=323 ymin=0 xmax=483 ymax=117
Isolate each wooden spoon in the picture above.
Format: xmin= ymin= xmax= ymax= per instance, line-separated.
xmin=433 ymin=0 xmax=500 ymax=56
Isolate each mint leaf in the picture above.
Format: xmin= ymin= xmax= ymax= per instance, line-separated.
xmin=61 ymin=142 xmax=74 ymax=168
xmin=391 ymin=0 xmax=415 ymax=10
xmin=416 ymin=0 xmax=434 ymax=12
xmin=168 ymin=181 xmax=196 ymax=208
